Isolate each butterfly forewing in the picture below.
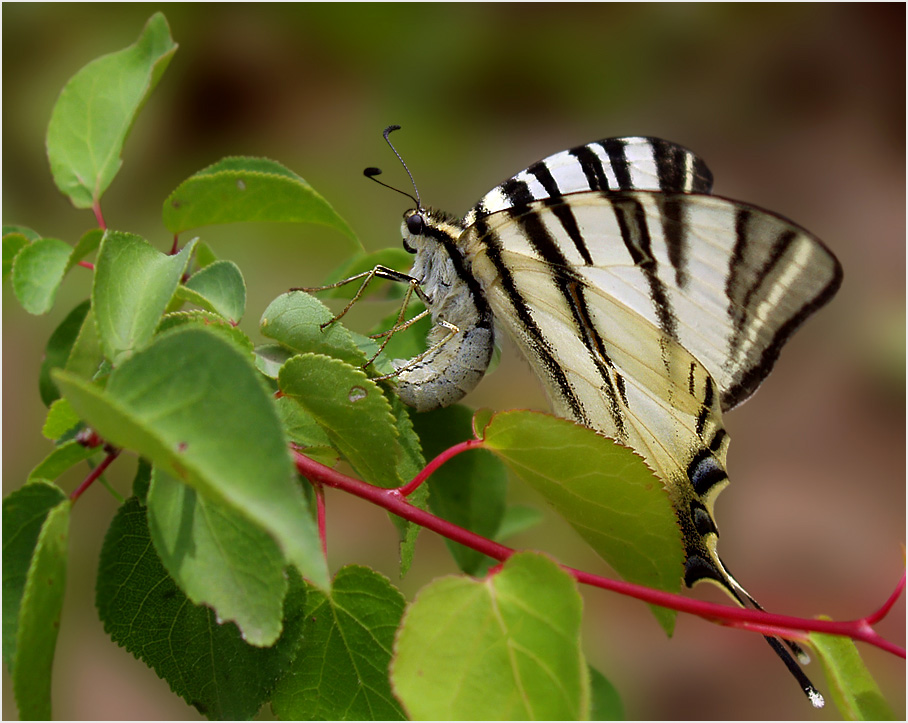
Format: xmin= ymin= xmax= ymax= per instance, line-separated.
xmin=466 ymin=136 xmax=715 ymax=227
xmin=481 ymin=191 xmax=843 ymax=411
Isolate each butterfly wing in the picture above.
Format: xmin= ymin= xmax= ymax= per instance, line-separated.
xmin=466 ymin=138 xmax=842 ymax=410
xmin=459 ymin=190 xmax=840 ymax=580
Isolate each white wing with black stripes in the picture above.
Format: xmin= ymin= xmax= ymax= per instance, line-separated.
xmin=463 ymin=136 xmax=842 ymax=412
xmin=386 ymin=133 xmax=840 ymax=706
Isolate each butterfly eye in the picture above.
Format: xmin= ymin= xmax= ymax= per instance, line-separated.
xmin=406 ymin=212 xmax=425 ymax=236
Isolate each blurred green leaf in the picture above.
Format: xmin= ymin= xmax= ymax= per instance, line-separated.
xmin=92 ymin=231 xmax=195 ymax=365
xmin=46 ymin=12 xmax=177 ymax=208
xmin=11 ymin=237 xmax=72 ymax=315
xmin=810 ymin=621 xmax=896 ymax=720
xmin=482 ymin=411 xmax=684 ymax=634
xmin=41 ymin=399 xmax=82 ymax=441
xmin=28 ymin=440 xmax=96 ymax=484
xmin=65 ymin=228 xmax=103 ymax=273
xmin=272 ymin=565 xmax=407 ymax=721
xmin=2 ymin=232 xmax=30 ymax=280
xmin=589 ymin=665 xmax=624 ymax=720
xmin=392 ymin=552 xmax=589 ymax=720
xmin=255 ymin=343 xmax=295 ymax=379
xmin=2 ymin=225 xmax=41 ymax=241
xmin=175 ymin=259 xmax=246 ymax=324
xmin=39 ymin=299 xmax=91 ymax=405
xmin=162 ymin=156 xmax=359 ymax=245
xmin=97 ymin=497 xmax=307 ymax=719
xmin=147 ymin=467 xmax=288 ymax=647
xmin=2 ymin=483 xmax=70 ymax=720
xmin=495 ymin=504 xmax=544 ymax=541
xmin=54 ymin=327 xmax=328 ymax=589
xmin=62 ymin=306 xmax=103 ymax=382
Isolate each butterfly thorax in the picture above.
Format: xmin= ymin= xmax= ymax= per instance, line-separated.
xmin=392 ymin=208 xmax=494 ymax=412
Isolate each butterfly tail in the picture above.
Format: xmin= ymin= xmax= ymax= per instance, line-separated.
xmin=696 ymin=554 xmax=825 ymax=708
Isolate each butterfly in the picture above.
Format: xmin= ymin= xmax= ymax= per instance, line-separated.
xmin=360 ymin=126 xmax=842 ymax=705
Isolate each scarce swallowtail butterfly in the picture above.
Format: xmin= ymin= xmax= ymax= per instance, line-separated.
xmin=361 ymin=126 xmax=842 ymax=706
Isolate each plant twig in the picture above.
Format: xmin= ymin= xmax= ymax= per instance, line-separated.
xmin=70 ymin=448 xmax=120 ymax=503
xmin=293 ymin=448 xmax=906 ymax=659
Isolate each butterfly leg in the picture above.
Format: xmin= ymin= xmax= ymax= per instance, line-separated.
xmin=371 ymin=319 xmax=461 ymax=382
xmin=292 ymin=264 xmax=420 ymax=329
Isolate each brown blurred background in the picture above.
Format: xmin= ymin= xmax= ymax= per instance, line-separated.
xmin=3 ymin=3 xmax=904 ymax=720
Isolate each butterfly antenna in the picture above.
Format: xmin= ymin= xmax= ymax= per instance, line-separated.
xmin=363 ymin=125 xmax=422 ymax=209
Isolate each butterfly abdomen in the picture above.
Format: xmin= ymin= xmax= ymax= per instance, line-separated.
xmin=394 ymin=208 xmax=495 ymax=412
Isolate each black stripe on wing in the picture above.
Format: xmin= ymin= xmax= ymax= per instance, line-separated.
xmin=472 ymin=215 xmax=593 ymax=429
xmin=722 ymin=206 xmax=843 ymax=409
xmin=467 ymin=136 xmax=714 ymax=225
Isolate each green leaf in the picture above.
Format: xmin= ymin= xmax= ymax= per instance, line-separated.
xmin=495 ymin=504 xmax=545 ymax=541
xmin=278 ymin=353 xmax=403 ymax=488
xmin=62 ymin=305 xmax=103 ymax=381
xmin=392 ymin=552 xmax=589 ymax=720
xmin=387 ymin=396 xmax=427 ymax=576
xmin=46 ymin=12 xmax=177 ymax=208
xmin=412 ymin=405 xmax=507 ymax=575
xmin=132 ymin=458 xmax=153 ymax=502
xmin=65 ymin=228 xmax=104 ymax=272
xmin=97 ymin=498 xmax=307 ymax=719
xmin=39 ymin=299 xmax=91 ymax=406
xmin=175 ymin=259 xmax=246 ymax=323
xmin=255 ymin=343 xmax=296 ymax=379
xmin=482 ymin=411 xmax=684 ymax=635
xmin=589 ymin=665 xmax=624 ymax=721
xmin=809 ymin=621 xmax=896 ymax=720
xmin=261 ymin=291 xmax=368 ymax=368
xmin=54 ymin=327 xmax=329 ymax=590
xmin=2 ymin=483 xmax=70 ymax=720
xmin=162 ymin=156 xmax=358 ymax=244
xmin=156 ymin=310 xmax=255 ymax=356
xmin=11 ymin=237 xmax=72 ymax=315
xmin=41 ymin=398 xmax=83 ymax=440
xmin=147 ymin=467 xmax=288 ymax=646
xmin=272 ymin=566 xmax=407 ymax=721
xmin=368 ymin=301 xmax=432 ymax=373
xmin=2 ymin=482 xmax=67 ymax=667
xmin=2 ymin=224 xmax=41 ymax=240
xmin=28 ymin=440 xmax=96 ymax=484
xmin=193 ymin=240 xmax=218 ymax=269
xmin=92 ymin=231 xmax=195 ymax=365
xmin=2 ymin=232 xmax=30 ymax=280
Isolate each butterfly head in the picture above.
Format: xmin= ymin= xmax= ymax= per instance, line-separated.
xmin=401 ymin=207 xmax=463 ymax=255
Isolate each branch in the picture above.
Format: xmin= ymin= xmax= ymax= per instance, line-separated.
xmin=293 ymin=449 xmax=905 ymax=659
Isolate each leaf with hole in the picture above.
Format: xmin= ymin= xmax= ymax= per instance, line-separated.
xmin=163 ymin=156 xmax=358 ymax=245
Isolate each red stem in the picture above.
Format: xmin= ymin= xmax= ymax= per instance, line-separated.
xmin=293 ymin=449 xmax=905 ymax=658
xmin=92 ymin=200 xmax=106 ymax=230
xmin=396 ymin=439 xmax=484 ymax=497
xmin=315 ymin=483 xmax=328 ymax=560
xmin=78 ymin=260 xmax=95 ymax=270
xmin=70 ymin=448 xmax=120 ymax=503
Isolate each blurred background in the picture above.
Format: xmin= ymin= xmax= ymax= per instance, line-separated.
xmin=3 ymin=3 xmax=904 ymax=720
